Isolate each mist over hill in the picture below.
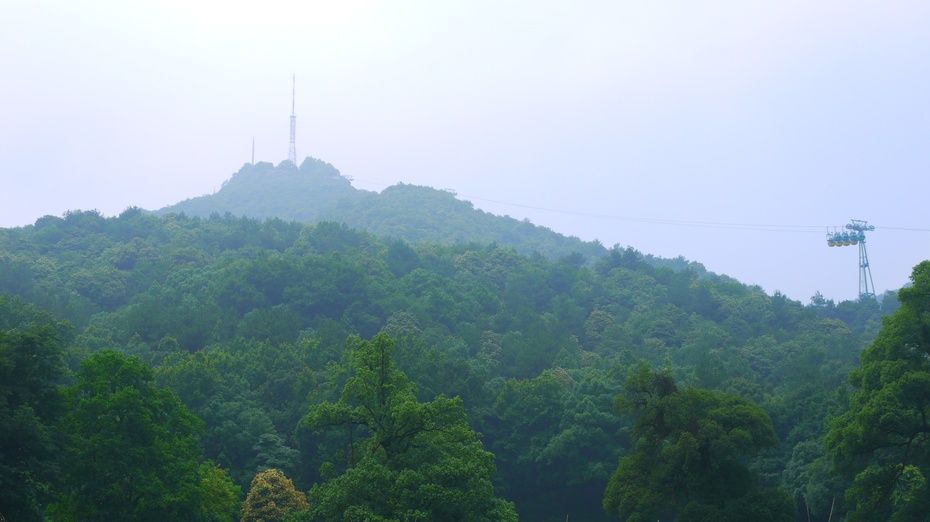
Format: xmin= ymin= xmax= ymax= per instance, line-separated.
xmin=5 ymin=0 xmax=930 ymax=518
xmin=157 ymin=157 xmax=607 ymax=261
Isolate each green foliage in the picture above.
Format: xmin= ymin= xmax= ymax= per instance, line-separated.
xmin=0 ymin=296 xmax=69 ymax=521
xmin=484 ymin=366 xmax=625 ymax=520
xmin=299 ymin=334 xmax=517 ymax=521
xmin=0 ymin=206 xmax=892 ymax=519
xmin=159 ymin=159 xmax=605 ymax=261
xmin=241 ymin=468 xmax=308 ymax=522
xmin=603 ymin=365 xmax=791 ymax=521
xmin=198 ymin=462 xmax=243 ymax=522
xmin=51 ymin=350 xmax=235 ymax=521
xmin=154 ymin=338 xmax=313 ymax=486
xmin=826 ymin=261 xmax=930 ymax=521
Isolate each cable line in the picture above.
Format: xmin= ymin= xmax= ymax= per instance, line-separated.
xmin=461 ymin=195 xmax=827 ymax=233
xmin=345 ymin=176 xmax=930 ymax=234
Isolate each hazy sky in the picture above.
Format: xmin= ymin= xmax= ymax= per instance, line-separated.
xmin=2 ymin=0 xmax=928 ymax=302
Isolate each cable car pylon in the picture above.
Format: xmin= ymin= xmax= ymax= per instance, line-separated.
xmin=826 ymin=219 xmax=876 ymax=298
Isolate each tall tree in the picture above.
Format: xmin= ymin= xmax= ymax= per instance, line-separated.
xmin=603 ymin=364 xmax=791 ymax=521
xmin=826 ymin=261 xmax=930 ymax=520
xmin=198 ymin=462 xmax=242 ymax=522
xmin=51 ymin=350 xmax=238 ymax=521
xmin=299 ymin=333 xmax=517 ymax=521
xmin=0 ymin=296 xmax=68 ymax=522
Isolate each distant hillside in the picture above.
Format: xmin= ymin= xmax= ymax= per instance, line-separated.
xmin=157 ymin=157 xmax=606 ymax=260
xmin=0 ymin=209 xmax=890 ymax=520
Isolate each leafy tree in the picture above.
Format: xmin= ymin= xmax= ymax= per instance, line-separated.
xmin=486 ymin=367 xmax=624 ymax=521
xmin=51 ymin=350 xmax=234 ymax=521
xmin=299 ymin=333 xmax=516 ymax=521
xmin=240 ymin=468 xmax=308 ymax=522
xmin=603 ymin=364 xmax=791 ymax=521
xmin=826 ymin=261 xmax=930 ymax=520
xmin=0 ymin=296 xmax=68 ymax=522
xmin=154 ymin=340 xmax=308 ymax=486
xmin=198 ymin=462 xmax=243 ymax=522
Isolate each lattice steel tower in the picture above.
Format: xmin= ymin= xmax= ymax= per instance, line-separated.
xmin=288 ymin=74 xmax=297 ymax=164
xmin=826 ymin=219 xmax=876 ymax=298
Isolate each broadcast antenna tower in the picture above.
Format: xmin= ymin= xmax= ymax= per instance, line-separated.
xmin=826 ymin=219 xmax=876 ymax=298
xmin=288 ymin=74 xmax=297 ymax=164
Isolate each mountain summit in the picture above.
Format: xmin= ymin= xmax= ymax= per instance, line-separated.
xmin=157 ymin=157 xmax=605 ymax=259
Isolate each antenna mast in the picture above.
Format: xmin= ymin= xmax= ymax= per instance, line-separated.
xmin=826 ymin=219 xmax=876 ymax=298
xmin=251 ymin=136 xmax=255 ymax=165
xmin=288 ymin=74 xmax=297 ymax=164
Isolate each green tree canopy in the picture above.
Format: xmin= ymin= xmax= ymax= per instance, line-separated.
xmin=0 ymin=208 xmax=891 ymax=519
xmin=826 ymin=261 xmax=930 ymax=521
xmin=51 ymin=350 xmax=238 ymax=521
xmin=0 ymin=296 xmax=68 ymax=521
xmin=603 ymin=364 xmax=791 ymax=522
xmin=241 ymin=468 xmax=307 ymax=522
xmin=299 ymin=333 xmax=517 ymax=521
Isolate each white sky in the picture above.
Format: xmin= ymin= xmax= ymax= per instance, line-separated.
xmin=1 ymin=0 xmax=928 ymax=301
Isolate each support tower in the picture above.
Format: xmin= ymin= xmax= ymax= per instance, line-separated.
xmin=288 ymin=74 xmax=297 ymax=164
xmin=826 ymin=219 xmax=876 ymax=298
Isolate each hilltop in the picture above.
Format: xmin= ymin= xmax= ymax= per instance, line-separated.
xmin=157 ymin=157 xmax=606 ymax=260
xmin=0 ymin=157 xmax=902 ymax=521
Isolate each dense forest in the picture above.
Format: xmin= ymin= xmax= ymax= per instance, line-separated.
xmin=2 ymin=183 xmax=926 ymax=520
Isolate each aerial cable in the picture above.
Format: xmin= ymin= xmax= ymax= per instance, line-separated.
xmin=459 ymin=195 xmax=827 ymax=233
xmin=344 ymin=176 xmax=930 ymax=234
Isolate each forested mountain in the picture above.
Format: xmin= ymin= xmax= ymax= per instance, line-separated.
xmin=157 ymin=158 xmax=606 ymax=260
xmin=0 ymin=208 xmax=901 ymax=521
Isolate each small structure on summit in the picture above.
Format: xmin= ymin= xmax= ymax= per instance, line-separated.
xmin=288 ymin=74 xmax=297 ymax=165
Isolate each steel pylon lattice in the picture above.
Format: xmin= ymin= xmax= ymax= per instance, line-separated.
xmin=826 ymin=219 xmax=876 ymax=299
